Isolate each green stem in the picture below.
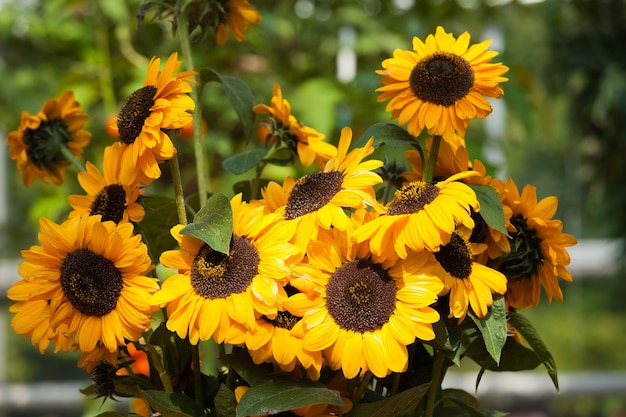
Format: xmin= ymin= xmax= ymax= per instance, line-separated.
xmin=147 ymin=344 xmax=174 ymax=393
xmin=191 ymin=344 xmax=203 ymax=406
xmin=352 ymin=372 xmax=373 ymax=408
xmin=60 ymin=145 xmax=85 ymax=173
xmin=422 ymin=135 xmax=442 ymax=184
xmin=250 ymin=161 xmax=266 ymax=201
xmin=177 ymin=9 xmax=210 ymax=207
xmin=424 ymin=351 xmax=446 ymax=417
xmin=96 ymin=8 xmax=117 ymax=115
xmin=169 ymin=156 xmax=188 ymax=226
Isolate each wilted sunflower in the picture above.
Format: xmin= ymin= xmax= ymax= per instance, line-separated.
xmin=151 ymin=194 xmax=303 ymax=344
xmin=261 ymin=126 xmax=383 ymax=251
xmin=111 ymin=52 xmax=196 ymax=185
xmin=495 ymin=178 xmax=577 ymax=310
xmin=286 ymin=226 xmax=443 ymax=379
xmin=7 ymin=91 xmax=91 ymax=186
xmin=68 ymin=144 xmax=144 ymax=224
xmin=432 ymin=227 xmax=507 ymax=321
xmin=354 ymin=171 xmax=480 ymax=261
xmin=376 ymin=26 xmax=509 ymax=140
xmin=7 ymin=215 xmax=159 ymax=354
xmin=254 ymin=83 xmax=337 ymax=167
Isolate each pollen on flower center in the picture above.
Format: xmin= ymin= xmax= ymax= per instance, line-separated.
xmin=434 ymin=232 xmax=473 ymax=279
xmin=498 ymin=214 xmax=544 ymax=281
xmin=117 ymin=86 xmax=157 ymax=144
xmin=190 ymin=235 xmax=259 ymax=299
xmin=409 ymin=52 xmax=474 ymax=106
xmin=23 ymin=119 xmax=71 ymax=168
xmin=262 ymin=311 xmax=300 ymax=330
xmin=325 ymin=260 xmax=396 ymax=333
xmin=90 ymin=184 xmax=127 ymax=224
xmin=60 ymin=249 xmax=123 ymax=317
xmin=284 ymin=171 xmax=343 ymax=220
xmin=387 ymin=181 xmax=439 ymax=215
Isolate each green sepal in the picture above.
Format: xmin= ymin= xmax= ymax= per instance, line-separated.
xmin=179 ymin=192 xmax=233 ymax=255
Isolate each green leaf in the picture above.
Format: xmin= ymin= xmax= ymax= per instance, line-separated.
xmin=353 ymin=122 xmax=417 ymax=149
xmin=180 ymin=193 xmax=233 ymax=255
xmin=466 ymin=337 xmax=541 ymax=372
xmin=468 ymin=297 xmax=508 ymax=365
xmin=214 ymin=384 xmax=237 ymax=417
xmin=141 ymin=390 xmax=204 ymax=417
xmin=135 ymin=196 xmax=179 ymax=264
xmin=221 ymin=349 xmax=273 ymax=387
xmin=235 ymin=375 xmax=343 ymax=417
xmin=201 ymin=68 xmax=256 ymax=143
xmin=349 ymin=382 xmax=430 ymax=417
xmin=508 ymin=311 xmax=559 ymax=390
xmin=429 ymin=318 xmax=463 ymax=366
xmin=444 ymin=393 xmax=508 ymax=417
xmin=222 ymin=148 xmax=268 ymax=174
xmin=93 ymin=413 xmax=131 ymax=417
xmin=467 ymin=184 xmax=508 ymax=236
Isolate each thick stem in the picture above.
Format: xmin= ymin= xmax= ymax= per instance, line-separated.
xmin=177 ymin=11 xmax=210 ymax=207
xmin=424 ymin=351 xmax=446 ymax=417
xmin=147 ymin=344 xmax=174 ymax=393
xmin=168 ymin=156 xmax=188 ymax=226
xmin=59 ymin=145 xmax=85 ymax=173
xmin=422 ymin=135 xmax=442 ymax=184
xmin=352 ymin=372 xmax=374 ymax=407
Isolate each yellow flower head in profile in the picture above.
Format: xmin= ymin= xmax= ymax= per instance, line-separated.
xmin=7 ymin=91 xmax=91 ymax=186
xmin=111 ymin=52 xmax=196 ymax=185
xmin=68 ymin=144 xmax=144 ymax=224
xmin=376 ymin=26 xmax=509 ymax=141
xmin=7 ymin=215 xmax=158 ymax=354
xmin=213 ymin=0 xmax=262 ymax=45
xmin=254 ymin=83 xmax=337 ymax=167
xmin=432 ymin=227 xmax=508 ymax=321
xmin=286 ymin=226 xmax=443 ymax=379
xmin=496 ymin=178 xmax=577 ymax=310
xmin=261 ymin=126 xmax=383 ymax=251
xmin=151 ymin=194 xmax=303 ymax=345
xmin=354 ymin=171 xmax=480 ymax=261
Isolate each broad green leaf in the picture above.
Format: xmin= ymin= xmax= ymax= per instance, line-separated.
xmin=236 ymin=375 xmax=343 ymax=417
xmin=508 ymin=311 xmax=559 ymax=390
xmin=349 ymin=382 xmax=430 ymax=417
xmin=221 ymin=349 xmax=273 ymax=387
xmin=467 ymin=184 xmax=508 ymax=236
xmin=353 ymin=122 xmax=417 ymax=149
xmin=135 ymin=195 xmax=179 ymax=264
xmin=141 ymin=390 xmax=204 ymax=417
xmin=214 ymin=384 xmax=238 ymax=417
xmin=468 ymin=297 xmax=507 ymax=365
xmin=466 ymin=337 xmax=541 ymax=372
xmin=444 ymin=393 xmax=508 ymax=417
xmin=201 ymin=68 xmax=256 ymax=143
xmin=180 ymin=193 xmax=233 ymax=255
xmin=222 ymin=148 xmax=268 ymax=174
xmin=429 ymin=319 xmax=463 ymax=366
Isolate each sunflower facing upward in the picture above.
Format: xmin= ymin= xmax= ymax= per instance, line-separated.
xmin=111 ymin=52 xmax=196 ymax=185
xmin=254 ymin=83 xmax=337 ymax=167
xmin=68 ymin=144 xmax=144 ymax=224
xmin=376 ymin=26 xmax=509 ymax=141
xmin=7 ymin=91 xmax=91 ymax=187
xmin=7 ymin=215 xmax=159 ymax=354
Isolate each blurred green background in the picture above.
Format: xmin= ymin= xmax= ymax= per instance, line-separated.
xmin=1 ymin=0 xmax=625 ymax=416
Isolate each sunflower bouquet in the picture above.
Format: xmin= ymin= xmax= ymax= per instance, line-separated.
xmin=5 ymin=2 xmax=577 ymax=417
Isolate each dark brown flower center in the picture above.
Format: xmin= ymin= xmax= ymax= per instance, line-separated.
xmin=496 ymin=214 xmax=544 ymax=282
xmin=284 ymin=171 xmax=343 ymax=220
xmin=90 ymin=184 xmax=127 ymax=224
xmin=190 ymin=235 xmax=259 ymax=299
xmin=262 ymin=310 xmax=300 ymax=330
xmin=325 ymin=260 xmax=396 ymax=333
xmin=117 ymin=86 xmax=157 ymax=144
xmin=60 ymin=249 xmax=123 ymax=316
xmin=23 ymin=119 xmax=72 ymax=169
xmin=387 ymin=181 xmax=439 ymax=215
xmin=434 ymin=232 xmax=473 ymax=279
xmin=409 ymin=52 xmax=474 ymax=106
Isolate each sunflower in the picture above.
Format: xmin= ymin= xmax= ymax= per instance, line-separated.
xmin=495 ymin=178 xmax=577 ymax=310
xmin=286 ymin=225 xmax=443 ymax=379
xmin=254 ymin=83 xmax=337 ymax=167
xmin=67 ymin=144 xmax=144 ymax=224
xmin=7 ymin=91 xmax=91 ymax=186
xmin=245 ymin=284 xmax=323 ymax=380
xmin=210 ymin=0 xmax=262 ymax=45
xmin=432 ymin=227 xmax=507 ymax=321
xmin=7 ymin=214 xmax=159 ymax=354
xmin=376 ymin=26 xmax=509 ymax=141
xmin=354 ymin=171 xmax=480 ymax=261
xmin=111 ymin=52 xmax=196 ymax=185
xmin=150 ymin=194 xmax=303 ymax=345
xmin=261 ymin=126 xmax=383 ymax=251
